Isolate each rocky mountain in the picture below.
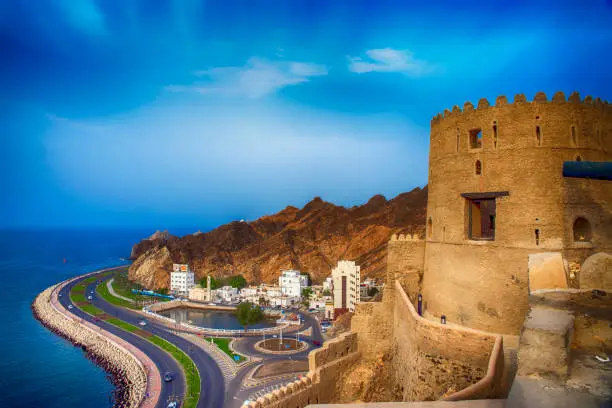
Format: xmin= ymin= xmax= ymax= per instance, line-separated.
xmin=128 ymin=186 xmax=428 ymax=290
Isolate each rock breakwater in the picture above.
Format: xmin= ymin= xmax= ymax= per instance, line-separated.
xmin=32 ymin=285 xmax=147 ymax=408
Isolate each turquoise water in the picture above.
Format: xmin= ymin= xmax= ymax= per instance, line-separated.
xmin=159 ymin=307 xmax=275 ymax=330
xmin=0 ymin=229 xmax=192 ymax=407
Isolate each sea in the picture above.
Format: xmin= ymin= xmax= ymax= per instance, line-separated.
xmin=0 ymin=228 xmax=194 ymax=407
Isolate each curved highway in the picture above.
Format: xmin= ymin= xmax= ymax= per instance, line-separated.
xmin=58 ymin=278 xmax=183 ymax=408
xmin=60 ymin=272 xmax=226 ymax=408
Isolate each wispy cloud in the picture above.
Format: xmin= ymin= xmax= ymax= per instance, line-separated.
xmin=55 ymin=0 xmax=107 ymax=36
xmin=167 ymin=57 xmax=328 ymax=98
xmin=348 ymin=48 xmax=435 ymax=76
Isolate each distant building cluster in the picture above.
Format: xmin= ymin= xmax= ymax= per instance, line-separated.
xmin=169 ymin=260 xmax=383 ymax=320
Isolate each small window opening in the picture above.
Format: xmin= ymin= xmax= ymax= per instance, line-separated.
xmin=470 ymin=128 xmax=482 ymax=149
xmin=427 ymin=217 xmax=432 ymax=239
xmin=596 ymin=129 xmax=601 ymax=146
xmin=536 ymin=125 xmax=542 ymax=146
xmin=475 ymin=160 xmax=482 ymax=175
xmin=535 ymin=229 xmax=540 ymax=246
xmin=576 ymin=155 xmax=582 ymax=162
xmin=571 ymin=126 xmax=577 ymax=146
xmin=467 ymin=198 xmax=496 ymax=240
xmin=456 ymin=128 xmax=460 ymax=152
xmin=573 ymin=217 xmax=591 ymax=242
xmin=492 ymin=121 xmax=498 ymax=149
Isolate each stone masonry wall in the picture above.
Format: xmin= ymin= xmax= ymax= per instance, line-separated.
xmin=386 ymin=234 xmax=426 ymax=304
xmin=246 ymin=332 xmax=360 ymax=408
xmin=424 ymin=92 xmax=612 ymax=335
xmin=392 ymin=281 xmax=503 ymax=401
xmin=351 ymin=302 xmax=393 ymax=361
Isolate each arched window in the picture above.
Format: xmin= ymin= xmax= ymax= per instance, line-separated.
xmin=536 ymin=125 xmax=542 ymax=146
xmin=576 ymin=155 xmax=582 ymax=162
xmin=573 ymin=217 xmax=592 ymax=242
xmin=475 ymin=160 xmax=482 ymax=175
xmin=571 ymin=126 xmax=577 ymax=146
xmin=427 ymin=217 xmax=432 ymax=239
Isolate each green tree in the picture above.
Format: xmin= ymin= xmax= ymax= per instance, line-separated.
xmin=199 ymin=276 xmax=224 ymax=290
xmin=367 ymin=287 xmax=379 ymax=297
xmin=322 ymin=289 xmax=331 ymax=296
xmin=301 ymin=287 xmax=313 ymax=307
xmin=228 ymin=275 xmax=247 ymax=289
xmin=235 ymin=302 xmax=264 ymax=330
xmin=157 ymin=288 xmax=168 ymax=295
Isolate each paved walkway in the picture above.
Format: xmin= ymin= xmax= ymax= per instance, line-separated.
xmin=107 ymin=278 xmax=135 ymax=303
xmin=51 ymin=268 xmax=161 ymax=408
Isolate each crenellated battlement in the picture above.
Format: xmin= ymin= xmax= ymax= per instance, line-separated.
xmin=431 ymin=91 xmax=611 ymax=125
xmin=390 ymin=233 xmax=423 ymax=242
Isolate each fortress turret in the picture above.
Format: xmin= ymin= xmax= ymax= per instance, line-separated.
xmin=420 ymin=91 xmax=612 ymax=334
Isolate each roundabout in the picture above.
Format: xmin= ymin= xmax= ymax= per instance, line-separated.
xmin=253 ymin=338 xmax=309 ymax=355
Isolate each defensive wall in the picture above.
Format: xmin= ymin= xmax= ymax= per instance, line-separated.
xmin=423 ymin=91 xmax=612 ymax=334
xmin=351 ymin=277 xmax=505 ymax=402
xmin=244 ymin=332 xmax=361 ymax=408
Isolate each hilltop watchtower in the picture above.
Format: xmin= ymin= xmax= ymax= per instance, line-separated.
xmin=421 ymin=91 xmax=612 ymax=334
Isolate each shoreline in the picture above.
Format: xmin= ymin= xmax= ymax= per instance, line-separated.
xmin=31 ymin=268 xmax=154 ymax=408
xmin=31 ymin=301 xmax=133 ymax=405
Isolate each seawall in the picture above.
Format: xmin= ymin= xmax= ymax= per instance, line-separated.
xmin=32 ymin=270 xmax=158 ymax=408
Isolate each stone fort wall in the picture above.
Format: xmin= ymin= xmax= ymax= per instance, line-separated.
xmin=423 ymin=91 xmax=612 ymax=334
xmin=245 ymin=332 xmax=360 ymax=408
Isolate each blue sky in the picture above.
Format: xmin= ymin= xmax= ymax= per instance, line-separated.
xmin=2 ymin=0 xmax=611 ymax=229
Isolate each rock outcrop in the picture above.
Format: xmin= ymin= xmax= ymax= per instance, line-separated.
xmin=129 ymin=187 xmax=427 ymax=290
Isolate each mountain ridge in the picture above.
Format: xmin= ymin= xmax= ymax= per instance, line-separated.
xmin=128 ymin=186 xmax=428 ymax=290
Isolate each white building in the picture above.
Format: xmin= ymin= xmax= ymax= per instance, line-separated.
xmin=323 ymin=277 xmax=333 ymax=292
xmin=279 ymin=269 xmax=309 ymax=298
xmin=216 ymin=286 xmax=239 ymax=303
xmin=170 ymin=264 xmax=195 ymax=296
xmin=332 ymin=260 xmax=360 ymax=312
xmin=269 ymin=295 xmax=299 ymax=307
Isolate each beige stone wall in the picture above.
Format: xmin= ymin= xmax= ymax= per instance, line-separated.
xmin=248 ymin=332 xmax=360 ymax=408
xmin=351 ymin=302 xmax=393 ymax=361
xmin=392 ymin=281 xmax=502 ymax=401
xmin=386 ymin=235 xmax=426 ymax=303
xmin=423 ymin=92 xmax=612 ymax=334
xmin=422 ymin=242 xmax=531 ymax=334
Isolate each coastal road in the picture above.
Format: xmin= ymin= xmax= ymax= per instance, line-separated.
xmin=63 ymin=270 xmax=326 ymax=408
xmin=58 ymin=279 xmax=183 ymax=408
xmin=86 ymin=273 xmax=226 ymax=408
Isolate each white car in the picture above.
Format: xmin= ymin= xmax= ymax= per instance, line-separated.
xmin=87 ymin=296 xmax=93 ymax=300
xmin=68 ymin=305 xmax=74 ymax=309
xmin=59 ymin=294 xmax=63 ymax=297
xmin=139 ymin=321 xmax=147 ymax=326
xmin=167 ymin=402 xmax=177 ymax=408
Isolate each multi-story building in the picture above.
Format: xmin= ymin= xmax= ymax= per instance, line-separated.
xmin=332 ymin=260 xmax=361 ymax=313
xmin=170 ymin=264 xmax=195 ymax=296
xmin=279 ymin=269 xmax=309 ymax=298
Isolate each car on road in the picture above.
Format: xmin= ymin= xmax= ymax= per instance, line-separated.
xmin=313 ymin=340 xmax=321 ymax=346
xmin=139 ymin=321 xmax=147 ymax=326
xmin=163 ymin=372 xmax=173 ymax=382
xmin=68 ymin=305 xmax=73 ymax=309
xmin=58 ymin=294 xmax=62 ymax=297
xmin=167 ymin=402 xmax=177 ymax=408
xmin=87 ymin=296 xmax=93 ymax=300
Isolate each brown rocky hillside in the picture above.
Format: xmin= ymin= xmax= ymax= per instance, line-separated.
xmin=128 ymin=186 xmax=427 ymax=290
